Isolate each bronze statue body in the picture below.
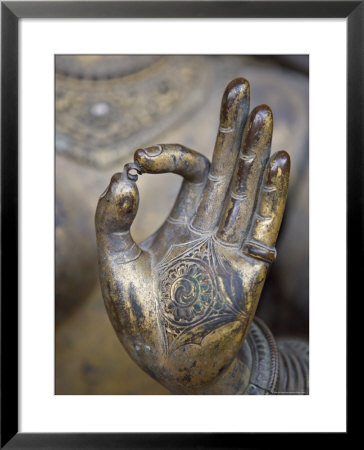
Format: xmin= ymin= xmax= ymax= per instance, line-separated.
xmin=95 ymin=78 xmax=309 ymax=394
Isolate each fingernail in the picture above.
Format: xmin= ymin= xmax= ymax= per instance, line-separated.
xmin=143 ymin=145 xmax=163 ymax=157
xmin=123 ymin=162 xmax=142 ymax=182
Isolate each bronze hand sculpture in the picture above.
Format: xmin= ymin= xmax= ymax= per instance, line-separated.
xmin=95 ymin=78 xmax=308 ymax=394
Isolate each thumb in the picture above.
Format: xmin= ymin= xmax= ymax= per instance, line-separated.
xmin=95 ymin=167 xmax=141 ymax=263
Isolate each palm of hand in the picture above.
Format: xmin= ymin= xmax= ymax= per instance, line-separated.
xmin=95 ymin=78 xmax=290 ymax=392
xmin=142 ymin=225 xmax=264 ymax=356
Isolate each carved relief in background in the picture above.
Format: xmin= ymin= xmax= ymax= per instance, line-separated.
xmin=56 ymin=55 xmax=211 ymax=168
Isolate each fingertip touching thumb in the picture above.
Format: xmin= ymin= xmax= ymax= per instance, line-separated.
xmin=95 ymin=170 xmax=139 ymax=235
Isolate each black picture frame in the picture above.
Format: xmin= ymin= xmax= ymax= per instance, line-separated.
xmin=1 ymin=1 xmax=357 ymax=447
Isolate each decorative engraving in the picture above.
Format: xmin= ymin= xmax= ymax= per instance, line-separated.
xmin=157 ymin=238 xmax=244 ymax=353
xmin=161 ymin=260 xmax=218 ymax=323
xmin=56 ymin=55 xmax=212 ymax=168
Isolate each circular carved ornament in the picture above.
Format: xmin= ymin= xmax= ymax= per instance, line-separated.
xmin=160 ymin=259 xmax=221 ymax=326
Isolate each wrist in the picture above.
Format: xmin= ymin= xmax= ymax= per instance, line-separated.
xmin=174 ymin=318 xmax=280 ymax=395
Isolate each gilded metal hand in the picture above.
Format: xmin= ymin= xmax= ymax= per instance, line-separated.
xmin=95 ymin=78 xmax=290 ymax=394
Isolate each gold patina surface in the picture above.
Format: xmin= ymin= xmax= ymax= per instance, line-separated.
xmin=95 ymin=78 xmax=308 ymax=394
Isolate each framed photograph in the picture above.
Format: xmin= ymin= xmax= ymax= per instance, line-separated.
xmin=2 ymin=1 xmax=357 ymax=447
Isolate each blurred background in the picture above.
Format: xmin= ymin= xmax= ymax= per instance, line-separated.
xmin=55 ymin=55 xmax=308 ymax=394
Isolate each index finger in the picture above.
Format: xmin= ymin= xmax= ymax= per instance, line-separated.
xmin=134 ymin=144 xmax=209 ymax=222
